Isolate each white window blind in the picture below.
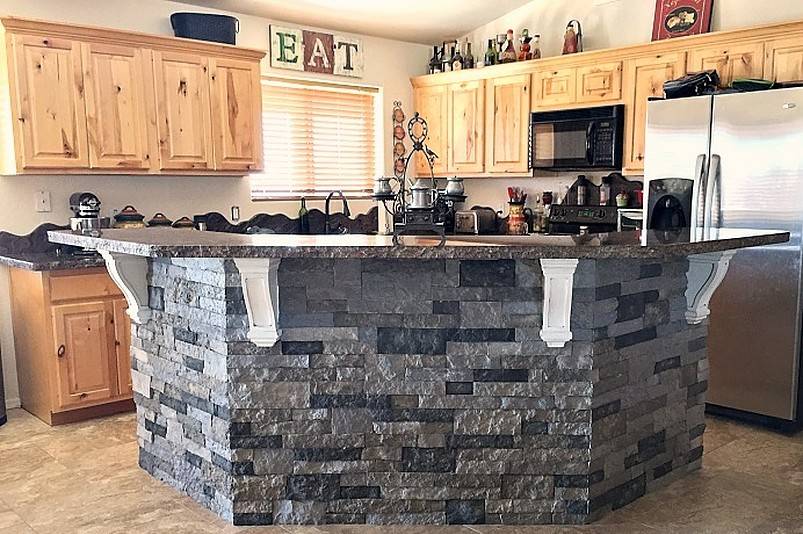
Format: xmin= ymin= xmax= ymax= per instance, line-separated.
xmin=251 ymin=78 xmax=380 ymax=200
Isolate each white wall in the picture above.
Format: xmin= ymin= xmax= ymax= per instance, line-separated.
xmin=460 ymin=0 xmax=803 ymax=211
xmin=0 ymin=0 xmax=429 ymax=409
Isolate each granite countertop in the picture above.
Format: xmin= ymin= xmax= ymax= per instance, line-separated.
xmin=0 ymin=250 xmax=107 ymax=271
xmin=48 ymin=227 xmax=790 ymax=260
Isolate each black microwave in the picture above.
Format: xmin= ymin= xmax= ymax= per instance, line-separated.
xmin=531 ymin=104 xmax=624 ymax=171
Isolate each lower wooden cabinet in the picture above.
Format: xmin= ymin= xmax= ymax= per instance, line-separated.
xmin=9 ymin=267 xmax=134 ymax=425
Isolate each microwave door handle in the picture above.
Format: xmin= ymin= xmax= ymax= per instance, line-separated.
xmin=585 ymin=122 xmax=596 ymax=165
xmin=705 ymin=154 xmax=721 ymax=229
xmin=694 ymin=153 xmax=708 ymax=227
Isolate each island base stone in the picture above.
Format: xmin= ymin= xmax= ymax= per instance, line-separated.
xmin=131 ymin=256 xmax=707 ymax=525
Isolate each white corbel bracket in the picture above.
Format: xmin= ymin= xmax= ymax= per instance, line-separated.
xmin=233 ymin=258 xmax=282 ymax=347
xmin=685 ymin=251 xmax=737 ymax=324
xmin=99 ymin=250 xmax=151 ymax=324
xmin=540 ymin=259 xmax=579 ymax=348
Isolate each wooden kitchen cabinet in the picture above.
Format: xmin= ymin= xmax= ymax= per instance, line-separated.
xmin=210 ymin=57 xmax=263 ymax=172
xmin=485 ymin=74 xmax=531 ymax=174
xmin=446 ymin=80 xmax=484 ymax=174
xmin=622 ymin=52 xmax=687 ymax=173
xmin=0 ymin=16 xmax=264 ymax=175
xmin=9 ymin=267 xmax=134 ymax=425
xmin=764 ymin=37 xmax=803 ymax=82
xmin=577 ymin=62 xmax=623 ymax=103
xmin=152 ymin=51 xmax=214 ymax=171
xmin=533 ymin=67 xmax=576 ymax=108
xmin=412 ymin=84 xmax=448 ymax=175
xmin=7 ymin=33 xmax=89 ymax=169
xmin=81 ymin=42 xmax=153 ymax=170
xmin=688 ymin=41 xmax=765 ymax=86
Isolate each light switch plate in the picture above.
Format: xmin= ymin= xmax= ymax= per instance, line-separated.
xmin=35 ymin=190 xmax=51 ymax=212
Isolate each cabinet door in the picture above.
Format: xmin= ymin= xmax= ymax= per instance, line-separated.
xmin=9 ymin=34 xmax=89 ymax=169
xmin=412 ymin=85 xmax=448 ymax=175
xmin=765 ymin=37 xmax=803 ymax=82
xmin=210 ymin=57 xmax=263 ymax=172
xmin=622 ymin=52 xmax=686 ymax=173
xmin=533 ymin=68 xmax=576 ymax=108
xmin=485 ymin=74 xmax=531 ymax=174
xmin=577 ymin=62 xmax=623 ymax=104
xmin=52 ymin=301 xmax=116 ymax=409
xmin=112 ymin=298 xmax=132 ymax=398
xmin=152 ymin=51 xmax=213 ymax=170
xmin=688 ymin=42 xmax=765 ymax=86
xmin=81 ymin=43 xmax=152 ymax=170
xmin=447 ymin=80 xmax=484 ymax=174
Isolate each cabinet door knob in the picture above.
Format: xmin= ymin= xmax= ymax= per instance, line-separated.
xmin=57 ymin=345 xmax=66 ymax=358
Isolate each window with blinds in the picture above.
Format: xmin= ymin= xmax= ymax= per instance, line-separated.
xmin=251 ymin=78 xmax=380 ymax=200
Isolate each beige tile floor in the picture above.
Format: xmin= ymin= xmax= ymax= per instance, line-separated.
xmin=0 ymin=409 xmax=800 ymax=534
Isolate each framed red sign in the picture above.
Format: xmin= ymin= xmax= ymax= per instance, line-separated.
xmin=652 ymin=0 xmax=714 ymax=41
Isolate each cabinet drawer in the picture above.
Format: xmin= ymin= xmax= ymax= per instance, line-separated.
xmin=577 ymin=62 xmax=622 ymax=103
xmin=49 ymin=272 xmax=122 ymax=302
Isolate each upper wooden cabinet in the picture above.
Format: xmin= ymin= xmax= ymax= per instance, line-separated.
xmin=688 ymin=42 xmax=765 ymax=86
xmin=485 ymin=74 xmax=531 ymax=174
xmin=0 ymin=17 xmax=265 ymax=175
xmin=447 ymin=80 xmax=484 ymax=174
xmin=412 ymin=84 xmax=448 ymax=175
xmin=153 ymin=51 xmax=213 ymax=171
xmin=533 ymin=68 xmax=576 ymax=108
xmin=765 ymin=37 xmax=803 ymax=82
xmin=622 ymin=52 xmax=687 ymax=173
xmin=210 ymin=58 xmax=263 ymax=172
xmin=82 ymin=43 xmax=152 ymax=170
xmin=577 ymin=62 xmax=623 ymax=103
xmin=8 ymin=34 xmax=89 ymax=169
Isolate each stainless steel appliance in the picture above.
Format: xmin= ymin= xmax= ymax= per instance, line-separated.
xmin=69 ymin=192 xmax=109 ymax=234
xmin=0 ymin=346 xmax=6 ymax=427
xmin=454 ymin=209 xmax=497 ymax=235
xmin=531 ymin=105 xmax=624 ymax=171
xmin=644 ymin=88 xmax=803 ymax=430
xmin=548 ymin=205 xmax=619 ymax=234
xmin=618 ymin=209 xmax=645 ymax=232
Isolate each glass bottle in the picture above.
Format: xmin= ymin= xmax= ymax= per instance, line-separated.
xmin=451 ymin=45 xmax=462 ymax=71
xmin=463 ymin=41 xmax=475 ymax=69
xmin=496 ymin=33 xmax=506 ymax=64
xmin=500 ymin=29 xmax=517 ymax=63
xmin=441 ymin=44 xmax=451 ymax=72
xmin=298 ymin=197 xmax=310 ymax=234
xmin=599 ymin=176 xmax=611 ymax=206
xmin=577 ymin=175 xmax=588 ymax=206
xmin=428 ymin=45 xmax=441 ymax=74
xmin=485 ymin=39 xmax=497 ymax=66
xmin=531 ymin=34 xmax=542 ymax=60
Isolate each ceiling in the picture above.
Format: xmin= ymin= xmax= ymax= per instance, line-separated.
xmin=173 ymin=0 xmax=533 ymax=44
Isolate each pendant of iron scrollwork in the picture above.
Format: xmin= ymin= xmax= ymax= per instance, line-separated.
xmin=371 ymin=110 xmax=465 ymax=247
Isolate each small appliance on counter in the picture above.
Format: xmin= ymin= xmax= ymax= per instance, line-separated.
xmin=113 ymin=206 xmax=146 ymax=229
xmin=454 ymin=208 xmax=498 ymax=235
xmin=69 ymin=192 xmax=109 ymax=235
xmin=548 ymin=205 xmax=619 ymax=235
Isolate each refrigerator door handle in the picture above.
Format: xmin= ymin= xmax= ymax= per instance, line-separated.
xmin=694 ymin=153 xmax=708 ymax=227
xmin=705 ymin=154 xmax=722 ymax=229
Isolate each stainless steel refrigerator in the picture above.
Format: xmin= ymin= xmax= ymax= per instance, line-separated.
xmin=644 ymin=88 xmax=803 ymax=430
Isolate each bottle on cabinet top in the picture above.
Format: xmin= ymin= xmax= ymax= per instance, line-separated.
xmin=463 ymin=40 xmax=475 ymax=69
xmin=451 ymin=45 xmax=463 ymax=71
xmin=485 ymin=39 xmax=497 ymax=67
xmin=428 ymin=45 xmax=441 ymax=74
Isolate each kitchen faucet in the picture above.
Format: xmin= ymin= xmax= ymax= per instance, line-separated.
xmin=324 ymin=191 xmax=351 ymax=234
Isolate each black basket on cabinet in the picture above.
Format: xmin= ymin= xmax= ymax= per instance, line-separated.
xmin=170 ymin=12 xmax=239 ymax=45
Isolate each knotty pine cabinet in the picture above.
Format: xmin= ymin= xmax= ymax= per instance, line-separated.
xmin=622 ymin=52 xmax=687 ymax=173
xmin=9 ymin=267 xmax=134 ymax=425
xmin=765 ymin=37 xmax=803 ymax=82
xmin=446 ymin=80 xmax=484 ymax=174
xmin=687 ymin=41 xmax=765 ymax=87
xmin=485 ymin=74 xmax=531 ymax=174
xmin=412 ymin=84 xmax=448 ymax=175
xmin=0 ymin=17 xmax=264 ymax=175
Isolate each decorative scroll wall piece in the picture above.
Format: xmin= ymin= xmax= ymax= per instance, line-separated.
xmin=539 ymin=259 xmax=579 ymax=348
xmin=233 ymin=258 xmax=282 ymax=347
xmin=391 ymin=101 xmax=408 ymax=180
xmin=270 ymin=25 xmax=364 ymax=78
xmin=685 ymin=250 xmax=736 ymax=324
xmin=99 ymin=250 xmax=151 ymax=324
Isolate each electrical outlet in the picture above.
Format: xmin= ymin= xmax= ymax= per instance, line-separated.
xmin=35 ymin=190 xmax=51 ymax=213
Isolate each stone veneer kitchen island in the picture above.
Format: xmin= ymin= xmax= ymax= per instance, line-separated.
xmin=49 ymin=228 xmax=788 ymax=526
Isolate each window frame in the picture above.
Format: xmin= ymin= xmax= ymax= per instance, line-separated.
xmin=250 ymin=75 xmax=384 ymax=201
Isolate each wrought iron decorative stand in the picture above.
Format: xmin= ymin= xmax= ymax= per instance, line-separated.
xmin=372 ymin=112 xmax=465 ymax=245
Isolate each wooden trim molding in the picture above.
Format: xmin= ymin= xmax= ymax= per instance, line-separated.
xmin=539 ymin=259 xmax=579 ymax=348
xmin=685 ymin=251 xmax=737 ymax=324
xmin=99 ymin=250 xmax=151 ymax=324
xmin=233 ymin=258 xmax=282 ymax=347
xmin=0 ymin=16 xmax=265 ymax=60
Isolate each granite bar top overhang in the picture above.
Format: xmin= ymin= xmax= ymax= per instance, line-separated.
xmin=48 ymin=227 xmax=790 ymax=260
